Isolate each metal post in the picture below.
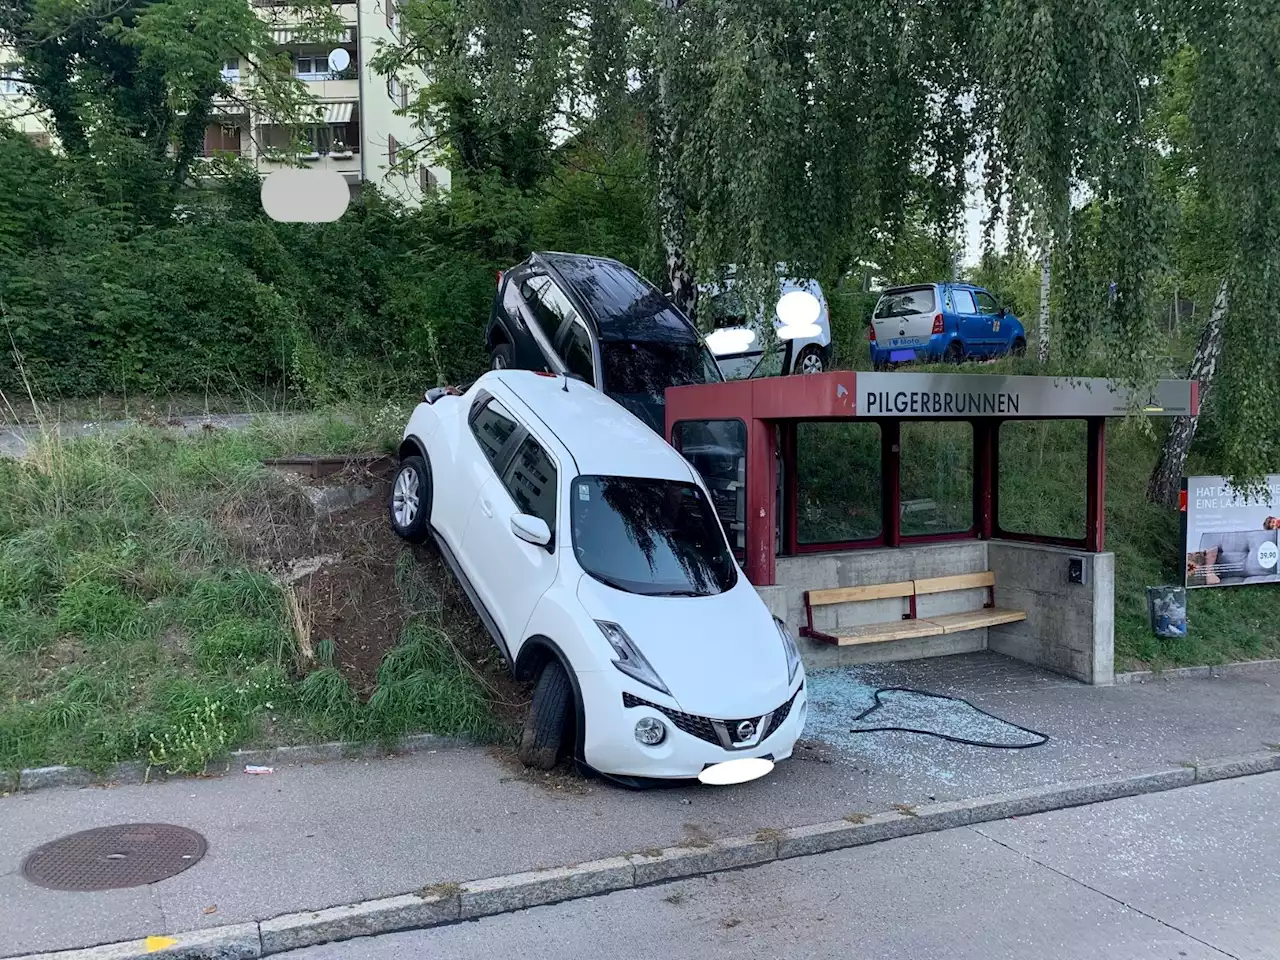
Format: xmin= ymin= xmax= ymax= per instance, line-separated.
xmin=883 ymin=420 xmax=901 ymax=547
xmin=1086 ymin=417 xmax=1107 ymax=552
xmin=745 ymin=417 xmax=777 ymax=586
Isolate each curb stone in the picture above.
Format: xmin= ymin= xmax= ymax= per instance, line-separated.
xmin=1114 ymin=658 xmax=1280 ymax=684
xmin=9 ymin=734 xmax=470 ymax=794
xmin=16 ymin=750 xmax=1279 ymax=960
xmin=259 ymin=892 xmax=458 ymax=953
xmin=24 ymin=923 xmax=260 ymax=960
xmin=1192 ymin=751 xmax=1280 ymax=783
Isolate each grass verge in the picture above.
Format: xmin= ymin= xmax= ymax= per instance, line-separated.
xmin=0 ymin=409 xmax=507 ymax=774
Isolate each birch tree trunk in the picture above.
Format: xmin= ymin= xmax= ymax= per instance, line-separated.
xmin=653 ymin=0 xmax=697 ymax=323
xmin=1147 ymin=279 xmax=1230 ymax=507
xmin=1036 ymin=240 xmax=1052 ymax=364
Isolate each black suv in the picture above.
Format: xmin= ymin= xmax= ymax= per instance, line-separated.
xmin=486 ymin=252 xmax=723 ymax=434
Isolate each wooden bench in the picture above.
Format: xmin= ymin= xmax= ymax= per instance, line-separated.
xmin=800 ymin=572 xmax=1026 ymax=646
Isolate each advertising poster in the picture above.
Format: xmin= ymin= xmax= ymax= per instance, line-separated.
xmin=1183 ymin=475 xmax=1280 ymax=589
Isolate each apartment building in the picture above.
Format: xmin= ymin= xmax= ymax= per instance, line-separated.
xmin=0 ymin=0 xmax=449 ymax=203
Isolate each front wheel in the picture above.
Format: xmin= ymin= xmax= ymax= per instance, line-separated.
xmin=794 ymin=344 xmax=826 ymax=375
xmin=1010 ymin=337 xmax=1027 ymax=358
xmin=490 ymin=342 xmax=513 ymax=370
xmin=519 ymin=659 xmax=573 ymax=771
xmin=388 ymin=455 xmax=431 ymax=544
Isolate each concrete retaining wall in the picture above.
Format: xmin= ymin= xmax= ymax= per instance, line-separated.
xmin=987 ymin=541 xmax=1115 ymax=685
xmin=756 ymin=539 xmax=1114 ymax=684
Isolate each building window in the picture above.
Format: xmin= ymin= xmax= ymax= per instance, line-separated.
xmin=388 ymin=75 xmax=403 ymax=106
xmin=26 ymin=132 xmax=51 ymax=149
xmin=1 ymin=65 xmax=23 ymax=95
xmin=220 ymin=59 xmax=240 ymax=82
xmin=419 ymin=166 xmax=438 ymax=195
xmin=388 ymin=134 xmax=397 ymax=166
xmin=202 ymin=124 xmax=243 ymax=157
xmin=385 ymin=0 xmax=399 ymax=33
xmin=294 ymin=55 xmax=327 ymax=81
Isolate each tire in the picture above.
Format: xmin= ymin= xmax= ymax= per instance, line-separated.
xmin=490 ymin=341 xmax=513 ymax=371
xmin=944 ymin=341 xmax=965 ymax=364
xmin=1010 ymin=337 xmax=1027 ymax=358
xmin=388 ymin=455 xmax=431 ymax=544
xmin=794 ymin=344 xmax=826 ymax=375
xmin=519 ymin=659 xmax=573 ymax=771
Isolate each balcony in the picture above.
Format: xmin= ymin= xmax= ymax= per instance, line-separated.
xmin=254 ymin=1 xmax=357 ymax=27
xmin=296 ymin=77 xmax=359 ymax=100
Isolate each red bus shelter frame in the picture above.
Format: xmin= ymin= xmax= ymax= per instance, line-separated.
xmin=665 ymin=371 xmax=1197 ymax=587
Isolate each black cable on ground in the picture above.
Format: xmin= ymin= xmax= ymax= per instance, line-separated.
xmin=850 ymin=686 xmax=1049 ymax=749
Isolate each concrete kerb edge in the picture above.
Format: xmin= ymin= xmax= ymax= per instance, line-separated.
xmin=1114 ymin=657 xmax=1280 ymax=684
xmin=15 ymin=750 xmax=1279 ymax=960
xmin=9 ymin=733 xmax=472 ymax=794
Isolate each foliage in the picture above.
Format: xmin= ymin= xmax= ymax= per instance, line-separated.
xmin=0 ymin=415 xmax=504 ymax=772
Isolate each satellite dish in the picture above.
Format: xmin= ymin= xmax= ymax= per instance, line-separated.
xmin=327 ymin=48 xmax=351 ymax=73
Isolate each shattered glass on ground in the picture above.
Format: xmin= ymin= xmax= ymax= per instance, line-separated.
xmin=802 ymin=667 xmax=1049 ymax=784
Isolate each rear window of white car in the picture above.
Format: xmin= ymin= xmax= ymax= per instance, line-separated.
xmin=570 ymin=476 xmax=737 ymax=597
xmin=874 ymin=287 xmax=936 ymax=318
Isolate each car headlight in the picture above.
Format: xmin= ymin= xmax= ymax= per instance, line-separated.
xmin=775 ymin=617 xmax=801 ymax=685
xmin=595 ymin=621 xmax=671 ymax=696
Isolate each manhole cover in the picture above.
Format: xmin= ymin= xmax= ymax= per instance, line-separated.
xmin=22 ymin=824 xmax=207 ymax=891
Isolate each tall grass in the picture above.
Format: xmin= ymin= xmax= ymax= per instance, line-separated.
xmin=0 ymin=408 xmax=503 ymax=773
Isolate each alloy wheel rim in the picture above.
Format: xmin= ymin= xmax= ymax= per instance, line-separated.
xmin=393 ymin=467 xmax=419 ymax=526
xmin=800 ymin=352 xmax=823 ymax=374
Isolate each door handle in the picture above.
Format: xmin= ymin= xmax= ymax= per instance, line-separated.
xmin=480 ymin=499 xmax=494 ymax=518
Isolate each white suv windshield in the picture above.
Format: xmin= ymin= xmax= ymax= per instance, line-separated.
xmin=570 ymin=476 xmax=738 ymax=597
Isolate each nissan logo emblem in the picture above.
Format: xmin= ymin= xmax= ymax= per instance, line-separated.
xmin=735 ymin=720 xmax=756 ymax=741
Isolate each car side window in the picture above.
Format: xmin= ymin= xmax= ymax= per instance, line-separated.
xmin=470 ymin=398 xmax=519 ymax=468
xmin=520 ymin=276 xmax=563 ymax=342
xmin=503 ymin=435 xmax=557 ymax=540
xmin=560 ymin=318 xmax=596 ymax=385
xmin=952 ymin=289 xmax=977 ymax=314
xmin=973 ymin=291 xmax=1000 ymax=315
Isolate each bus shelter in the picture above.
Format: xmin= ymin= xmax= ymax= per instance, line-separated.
xmin=665 ymin=372 xmax=1197 ymax=685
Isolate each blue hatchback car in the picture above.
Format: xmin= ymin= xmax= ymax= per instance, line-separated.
xmin=869 ymin=283 xmax=1027 ymax=369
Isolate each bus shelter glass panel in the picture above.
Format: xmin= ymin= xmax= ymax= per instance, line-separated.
xmin=998 ymin=420 xmax=1087 ymax=539
xmin=797 ymin=422 xmax=882 ymax=544
xmin=673 ymin=420 xmax=747 ymax=559
xmin=901 ymin=421 xmax=973 ymax=536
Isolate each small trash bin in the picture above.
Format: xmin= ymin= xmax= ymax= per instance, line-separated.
xmin=1146 ymin=585 xmax=1188 ymax=638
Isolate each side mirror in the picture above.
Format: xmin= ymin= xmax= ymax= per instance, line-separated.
xmin=511 ymin=513 xmax=551 ymax=547
xmin=997 ymin=306 xmax=1007 ymax=318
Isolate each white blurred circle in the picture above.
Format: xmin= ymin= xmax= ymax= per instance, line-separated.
xmin=697 ymin=757 xmax=774 ymax=786
xmin=1258 ymin=541 xmax=1278 ymax=570
xmin=778 ymin=322 xmax=821 ymax=340
xmin=776 ymin=289 xmax=821 ymax=329
xmin=327 ymin=48 xmax=351 ymax=72
xmin=261 ymin=169 xmax=350 ymax=223
xmin=705 ymin=328 xmax=756 ymax=356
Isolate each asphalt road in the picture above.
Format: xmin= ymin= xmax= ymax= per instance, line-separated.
xmin=281 ymin=771 xmax=1280 ymax=960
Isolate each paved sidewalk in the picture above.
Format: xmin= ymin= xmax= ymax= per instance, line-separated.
xmin=285 ymin=773 xmax=1280 ymax=960
xmin=3 ymin=654 xmax=1278 ymax=956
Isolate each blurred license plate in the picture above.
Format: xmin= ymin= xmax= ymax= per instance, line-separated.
xmin=889 ymin=349 xmax=916 ymax=362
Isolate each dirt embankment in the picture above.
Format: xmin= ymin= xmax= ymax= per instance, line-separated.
xmin=227 ymin=457 xmax=527 ymax=720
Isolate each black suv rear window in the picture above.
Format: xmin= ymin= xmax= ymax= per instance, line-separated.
xmin=547 ymin=257 xmax=698 ymax=342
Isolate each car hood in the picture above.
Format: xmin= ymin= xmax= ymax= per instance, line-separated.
xmin=608 ymin=391 xmax=665 ymax=435
xmin=575 ymin=573 xmax=795 ymax=719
